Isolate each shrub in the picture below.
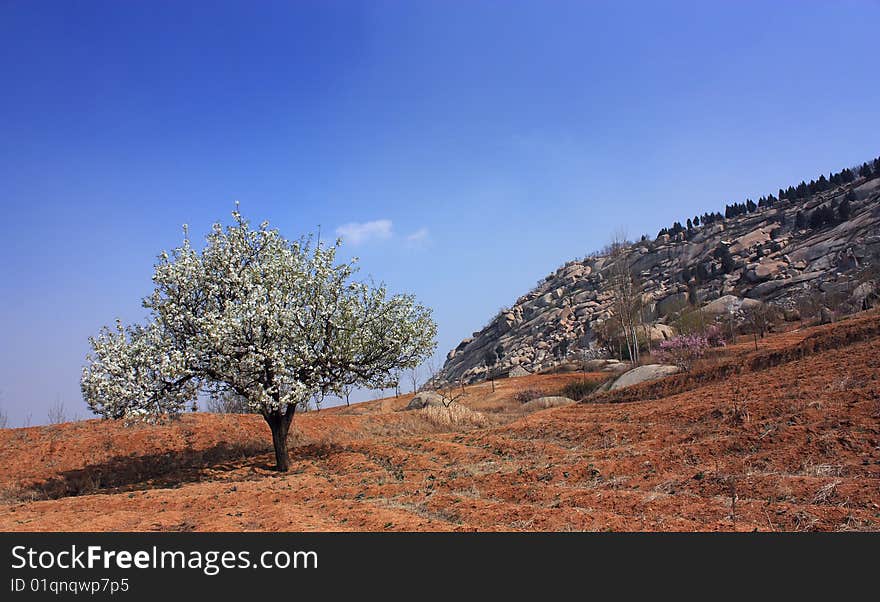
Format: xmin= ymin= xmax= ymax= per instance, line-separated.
xmin=558 ymin=379 xmax=604 ymax=401
xmin=514 ymin=388 xmax=547 ymax=403
xmin=703 ymin=324 xmax=726 ymax=348
xmin=656 ymin=334 xmax=710 ymax=371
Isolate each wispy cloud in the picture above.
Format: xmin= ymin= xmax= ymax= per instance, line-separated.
xmin=405 ymin=227 xmax=431 ymax=247
xmin=335 ymin=219 xmax=393 ymax=245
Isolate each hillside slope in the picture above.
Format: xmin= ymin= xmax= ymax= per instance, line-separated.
xmin=1 ymin=311 xmax=878 ymax=532
xmin=438 ymin=170 xmax=880 ymax=385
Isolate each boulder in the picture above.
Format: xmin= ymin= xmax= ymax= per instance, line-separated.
xmin=520 ymin=396 xmax=576 ymax=411
xmin=746 ymin=272 xmax=823 ymax=298
xmin=507 ymin=365 xmax=531 ymax=378
xmin=817 ymin=306 xmax=835 ymax=325
xmin=657 ymin=291 xmax=689 ymax=316
xmin=647 ymin=323 xmax=675 ymax=342
xmin=746 ymin=261 xmax=785 ymax=283
xmin=610 ymin=364 xmax=680 ymax=390
xmin=851 ymin=281 xmax=876 ymax=304
xmin=405 ymin=392 xmax=447 ymax=410
xmin=783 ymin=308 xmax=801 ymax=322
xmin=729 ymin=228 xmax=771 ymax=255
xmin=702 ymin=295 xmax=761 ymax=315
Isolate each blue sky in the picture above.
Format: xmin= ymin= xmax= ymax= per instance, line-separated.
xmin=1 ymin=1 xmax=878 ymax=425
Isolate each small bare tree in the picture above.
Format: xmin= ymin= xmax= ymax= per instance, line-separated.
xmin=607 ymin=230 xmax=643 ymax=364
xmin=47 ymin=397 xmax=67 ymax=424
xmin=744 ymin=302 xmax=779 ymax=351
xmin=206 ymin=388 xmax=250 ymax=413
xmin=311 ymin=391 xmax=325 ymax=412
xmin=408 ymin=366 xmax=420 ymax=393
xmin=435 ymin=381 xmax=465 ymax=408
xmin=424 ymin=356 xmax=439 ymax=390
xmin=338 ymin=382 xmax=354 ymax=407
xmin=424 ymin=361 xmax=465 ymax=407
xmin=392 ymin=369 xmax=402 ymax=398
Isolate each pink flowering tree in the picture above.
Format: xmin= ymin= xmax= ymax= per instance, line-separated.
xmin=656 ymin=334 xmax=710 ymax=371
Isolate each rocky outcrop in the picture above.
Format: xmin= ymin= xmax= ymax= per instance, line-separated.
xmin=438 ymin=173 xmax=880 ymax=385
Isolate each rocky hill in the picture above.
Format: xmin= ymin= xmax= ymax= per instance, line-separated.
xmin=438 ymin=166 xmax=880 ymax=385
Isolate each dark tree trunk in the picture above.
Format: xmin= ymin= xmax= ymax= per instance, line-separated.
xmin=264 ymin=403 xmax=296 ymax=472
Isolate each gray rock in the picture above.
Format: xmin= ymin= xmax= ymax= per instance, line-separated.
xmin=405 ymin=392 xmax=448 ymax=410
xmin=610 ymin=364 xmax=680 ymax=390
xmin=657 ymin=291 xmax=689 ymax=316
xmin=507 ymin=365 xmax=531 ymax=378
xmin=520 ymin=396 xmax=576 ymax=411
xmin=702 ymin=295 xmax=762 ymax=315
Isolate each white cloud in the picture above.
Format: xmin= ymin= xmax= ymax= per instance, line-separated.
xmin=335 ymin=219 xmax=393 ymax=245
xmin=406 ymin=227 xmax=430 ymax=247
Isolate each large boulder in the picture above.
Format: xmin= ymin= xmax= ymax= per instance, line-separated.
xmin=702 ymin=295 xmax=761 ymax=315
xmin=406 ymin=392 xmax=447 ymax=410
xmin=520 ymin=396 xmax=576 ymax=411
xmin=851 ymin=281 xmax=877 ymax=306
xmin=657 ymin=291 xmax=689 ymax=316
xmin=647 ymin=323 xmax=675 ymax=342
xmin=508 ymin=365 xmax=531 ymax=378
xmin=745 ymin=261 xmax=786 ymax=283
xmin=610 ymin=364 xmax=680 ymax=390
xmin=728 ymin=227 xmax=772 ymax=255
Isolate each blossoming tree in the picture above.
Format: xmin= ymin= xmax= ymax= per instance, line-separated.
xmin=81 ymin=210 xmax=437 ymax=471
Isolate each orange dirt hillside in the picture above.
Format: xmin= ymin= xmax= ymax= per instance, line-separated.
xmin=1 ymin=312 xmax=879 ymax=532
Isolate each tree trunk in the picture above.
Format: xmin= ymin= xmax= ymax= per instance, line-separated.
xmin=264 ymin=404 xmax=296 ymax=472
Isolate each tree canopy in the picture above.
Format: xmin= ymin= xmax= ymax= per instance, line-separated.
xmin=82 ymin=209 xmax=437 ymax=470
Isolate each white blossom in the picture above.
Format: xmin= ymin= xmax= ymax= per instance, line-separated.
xmin=81 ymin=211 xmax=437 ymax=470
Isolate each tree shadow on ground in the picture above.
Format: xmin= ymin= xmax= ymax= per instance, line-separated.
xmin=22 ymin=441 xmax=277 ymax=500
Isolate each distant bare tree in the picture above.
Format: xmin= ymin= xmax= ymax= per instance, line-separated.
xmin=607 ymin=230 xmax=643 ymax=364
xmin=392 ymin=369 xmax=402 ymax=398
xmin=408 ymin=366 xmax=420 ymax=394
xmin=337 ymin=382 xmax=354 ymax=407
xmin=423 ymin=359 xmax=465 ymax=407
xmin=482 ymin=350 xmax=498 ymax=392
xmin=435 ymin=380 xmax=465 ymax=408
xmin=47 ymin=397 xmax=67 ymax=424
xmin=0 ymin=392 xmax=7 ymax=429
xmin=206 ymin=389 xmax=250 ymax=414
xmin=743 ymin=302 xmax=782 ymax=351
xmin=424 ymin=356 xmax=440 ymax=390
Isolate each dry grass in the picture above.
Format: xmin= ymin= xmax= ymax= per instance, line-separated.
xmin=419 ymin=403 xmax=489 ymax=428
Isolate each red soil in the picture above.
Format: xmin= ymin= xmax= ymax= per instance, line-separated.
xmin=1 ymin=313 xmax=878 ymax=531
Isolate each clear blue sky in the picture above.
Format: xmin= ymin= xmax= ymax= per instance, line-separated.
xmin=1 ymin=1 xmax=878 ymax=425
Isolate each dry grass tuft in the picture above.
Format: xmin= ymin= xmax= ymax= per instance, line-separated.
xmin=419 ymin=403 xmax=488 ymax=428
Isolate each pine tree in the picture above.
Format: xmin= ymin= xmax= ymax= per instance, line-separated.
xmin=837 ymin=197 xmax=852 ymax=221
